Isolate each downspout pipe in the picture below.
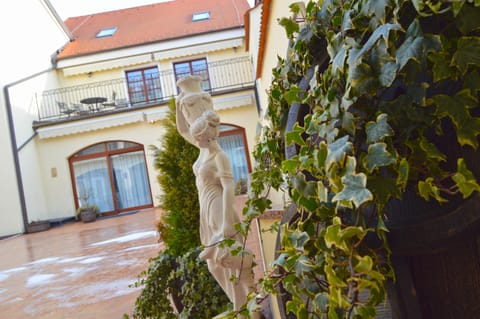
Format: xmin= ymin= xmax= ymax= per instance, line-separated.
xmin=3 ymin=67 xmax=54 ymax=233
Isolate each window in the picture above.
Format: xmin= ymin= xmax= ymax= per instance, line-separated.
xmin=126 ymin=67 xmax=162 ymax=104
xmin=218 ymin=125 xmax=251 ymax=194
xmin=174 ymin=58 xmax=211 ymax=91
xmin=70 ymin=141 xmax=153 ymax=215
xmin=96 ymin=27 xmax=117 ymax=38
xmin=192 ymin=11 xmax=210 ymax=21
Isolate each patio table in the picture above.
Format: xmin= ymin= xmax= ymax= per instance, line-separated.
xmin=80 ymin=97 xmax=107 ymax=112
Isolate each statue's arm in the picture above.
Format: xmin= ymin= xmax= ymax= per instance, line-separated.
xmin=175 ymin=97 xmax=197 ymax=146
xmin=216 ymin=152 xmax=240 ymax=238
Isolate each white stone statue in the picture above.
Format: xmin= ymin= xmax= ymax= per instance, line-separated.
xmin=176 ymin=76 xmax=256 ymax=314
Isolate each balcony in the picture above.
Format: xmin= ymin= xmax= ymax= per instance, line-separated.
xmin=34 ymin=56 xmax=254 ymax=126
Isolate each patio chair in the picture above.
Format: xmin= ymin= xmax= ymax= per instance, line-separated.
xmin=57 ymin=101 xmax=76 ymax=117
xmin=102 ymin=91 xmax=117 ymax=107
xmin=72 ymin=103 xmax=89 ymax=115
xmin=114 ymin=98 xmax=129 ymax=108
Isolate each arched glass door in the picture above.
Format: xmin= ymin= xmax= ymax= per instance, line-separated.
xmin=70 ymin=141 xmax=153 ymax=215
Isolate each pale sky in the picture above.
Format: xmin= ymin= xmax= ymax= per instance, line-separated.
xmin=49 ymin=0 xmax=170 ymax=19
xmin=49 ymin=0 xmax=254 ymax=20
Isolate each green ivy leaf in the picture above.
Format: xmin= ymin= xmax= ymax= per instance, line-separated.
xmin=332 ymin=173 xmax=373 ymax=208
xmin=452 ymin=158 xmax=480 ymax=198
xmin=455 ymin=5 xmax=480 ymax=33
xmin=332 ymin=45 xmax=347 ymax=75
xmin=348 ymin=62 xmax=379 ymax=94
xmin=286 ymin=122 xmax=306 ymax=146
xmin=419 ymin=137 xmax=446 ymax=162
xmin=355 ymin=304 xmax=378 ymax=318
xmin=380 ymin=61 xmax=398 ymax=87
xmin=344 ymin=156 xmax=357 ymax=176
xmin=359 ymin=0 xmax=389 ymax=28
xmin=354 ymin=255 xmax=373 ymax=273
xmin=293 ymin=172 xmax=317 ymax=198
xmin=418 ymin=177 xmax=447 ymax=202
xmin=430 ymin=51 xmax=457 ymax=82
xmin=325 ymin=262 xmax=348 ymax=288
xmin=349 ymin=23 xmax=402 ymax=63
xmin=326 ymin=136 xmax=353 ymax=170
xmin=434 ymin=90 xmax=480 ymax=148
xmin=366 ymin=113 xmax=394 ymax=143
xmin=457 ymin=116 xmax=480 ymax=149
xmin=284 ymin=85 xmax=303 ymax=104
xmin=364 ymin=142 xmax=396 ymax=172
xmin=368 ymin=175 xmax=400 ymax=207
xmin=317 ymin=182 xmax=329 ymax=203
xmin=279 ymin=17 xmax=299 ymax=38
xmin=289 ymin=229 xmax=310 ymax=250
xmin=464 ymin=71 xmax=480 ymax=97
xmin=396 ymin=20 xmax=423 ymax=71
xmin=397 ymin=157 xmax=410 ymax=190
xmin=342 ymin=111 xmax=356 ymax=135
xmin=325 ymin=219 xmax=341 ymax=249
xmin=295 ymin=255 xmax=316 ymax=276
xmin=341 ymin=225 xmax=365 ymax=242
xmin=452 ymin=37 xmax=480 ymax=74
xmin=314 ymin=293 xmax=329 ymax=312
xmin=282 ymin=156 xmax=301 ymax=174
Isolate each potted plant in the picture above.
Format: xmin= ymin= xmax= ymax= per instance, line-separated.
xmin=76 ymin=204 xmax=99 ymax=223
xmin=241 ymin=1 xmax=480 ymax=318
xmin=76 ymin=188 xmax=100 ymax=223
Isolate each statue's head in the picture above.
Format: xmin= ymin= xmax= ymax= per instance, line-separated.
xmin=190 ymin=110 xmax=220 ymax=147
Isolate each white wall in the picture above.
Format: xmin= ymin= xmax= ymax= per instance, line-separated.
xmin=0 ymin=0 xmax=70 ymax=236
xmin=254 ymin=1 xmax=303 ymax=114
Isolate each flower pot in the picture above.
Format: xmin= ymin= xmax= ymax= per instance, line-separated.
xmin=79 ymin=209 xmax=97 ymax=223
xmin=26 ymin=220 xmax=51 ymax=233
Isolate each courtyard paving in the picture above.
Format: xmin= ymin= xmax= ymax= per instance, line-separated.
xmin=0 ymin=208 xmax=163 ymax=318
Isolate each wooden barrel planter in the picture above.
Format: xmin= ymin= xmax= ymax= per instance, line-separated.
xmin=386 ymin=192 xmax=480 ymax=319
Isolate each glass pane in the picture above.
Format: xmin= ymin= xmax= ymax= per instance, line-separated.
xmin=127 ymin=70 xmax=146 ymax=103
xmin=218 ymin=133 xmax=249 ymax=192
xmin=145 ymin=77 xmax=162 ymax=101
xmin=73 ymin=158 xmax=114 ymax=213
xmin=107 ymin=141 xmax=139 ymax=151
xmin=111 ymin=151 xmax=152 ymax=209
xmin=127 ymin=70 xmax=142 ymax=82
xmin=75 ymin=143 xmax=106 ymax=157
xmin=174 ymin=62 xmax=190 ymax=77
xmin=220 ymin=125 xmax=236 ymax=132
xmin=144 ymin=68 xmax=159 ymax=79
xmin=191 ymin=59 xmax=207 ymax=72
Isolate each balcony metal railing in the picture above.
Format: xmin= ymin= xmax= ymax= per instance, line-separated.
xmin=35 ymin=56 xmax=254 ymax=123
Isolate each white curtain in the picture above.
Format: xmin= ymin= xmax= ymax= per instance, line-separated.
xmin=218 ymin=134 xmax=249 ymax=184
xmin=73 ymin=158 xmax=114 ymax=212
xmin=111 ymin=151 xmax=152 ymax=209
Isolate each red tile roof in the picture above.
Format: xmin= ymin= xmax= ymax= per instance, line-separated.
xmin=57 ymin=0 xmax=250 ymax=60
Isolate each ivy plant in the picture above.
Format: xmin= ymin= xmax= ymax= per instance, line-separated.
xmin=129 ymin=247 xmax=230 ymax=319
xmin=237 ymin=1 xmax=480 ymax=318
